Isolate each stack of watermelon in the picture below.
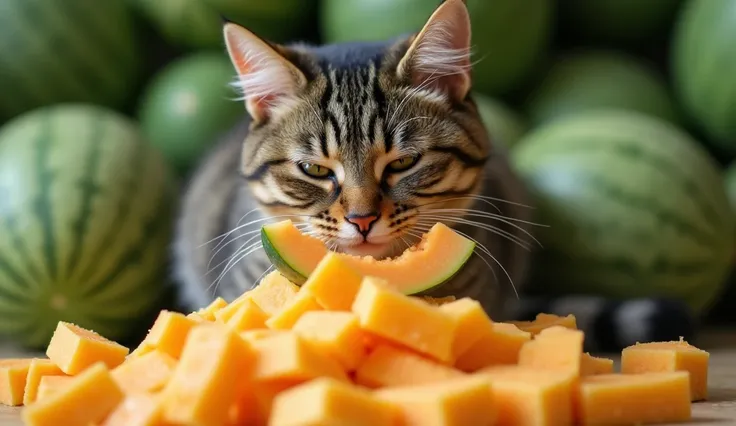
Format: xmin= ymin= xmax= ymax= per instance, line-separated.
xmin=1 ymin=0 xmax=736 ymax=350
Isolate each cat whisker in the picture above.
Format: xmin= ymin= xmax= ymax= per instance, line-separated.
xmin=205 ymin=213 xmax=306 ymax=253
xmin=209 ymin=243 xmax=265 ymax=293
xmin=420 ymin=208 xmax=547 ymax=228
xmin=415 ymin=196 xmax=502 ymax=214
xmin=415 ymin=216 xmax=534 ymax=251
xmin=206 ymin=231 xmax=261 ymax=271
xmin=387 ymin=69 xmax=443 ymax=129
xmin=198 ymin=207 xmax=262 ymax=248
xmin=205 ymin=238 xmax=264 ymax=277
xmin=417 ymin=211 xmax=542 ymax=247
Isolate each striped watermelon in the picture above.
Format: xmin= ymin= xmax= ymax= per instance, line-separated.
xmin=672 ymin=0 xmax=736 ymax=156
xmin=0 ymin=104 xmax=177 ymax=348
xmin=0 ymin=0 xmax=143 ymax=122
xmin=511 ymin=110 xmax=734 ymax=314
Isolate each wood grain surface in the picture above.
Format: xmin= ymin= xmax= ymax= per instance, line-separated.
xmin=1 ymin=330 xmax=736 ymax=425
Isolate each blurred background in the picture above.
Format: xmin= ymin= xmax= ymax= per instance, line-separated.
xmin=0 ymin=0 xmax=734 ymax=349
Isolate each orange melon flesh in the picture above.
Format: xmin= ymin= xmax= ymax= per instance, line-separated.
xmin=23 ymin=359 xmax=66 ymax=405
xmin=262 ymin=220 xmax=475 ymax=294
xmin=101 ymin=393 xmax=162 ymax=426
xmin=581 ymin=353 xmax=614 ymax=376
xmin=221 ymin=298 xmax=270 ymax=332
xmin=621 ymin=339 xmax=709 ymax=401
xmin=0 ymin=359 xmax=33 ymax=406
xmin=455 ymin=323 xmax=532 ymax=372
xmin=35 ymin=376 xmax=74 ymax=402
xmin=517 ymin=326 xmax=585 ymax=377
xmin=509 ymin=313 xmax=578 ymax=335
xmin=190 ymin=297 xmax=228 ymax=322
xmin=291 ymin=311 xmax=368 ymax=371
xmin=265 ymin=290 xmax=323 ymax=330
xmin=141 ymin=310 xmax=199 ymax=359
xmin=111 ymin=350 xmax=177 ymax=394
xmin=45 ymin=322 xmax=129 ymax=375
xmin=355 ymin=344 xmax=464 ymax=388
xmin=576 ymin=372 xmax=692 ymax=425
xmin=439 ymin=298 xmax=494 ymax=361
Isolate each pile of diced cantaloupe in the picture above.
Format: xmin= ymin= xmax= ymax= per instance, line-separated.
xmin=0 ymin=252 xmax=710 ymax=426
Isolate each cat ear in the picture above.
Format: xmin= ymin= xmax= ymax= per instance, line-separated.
xmin=397 ymin=0 xmax=472 ymax=101
xmin=223 ymin=22 xmax=307 ymax=123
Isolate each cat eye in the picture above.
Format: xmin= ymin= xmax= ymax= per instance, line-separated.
xmin=387 ymin=155 xmax=419 ymax=173
xmin=299 ymin=162 xmax=333 ymax=178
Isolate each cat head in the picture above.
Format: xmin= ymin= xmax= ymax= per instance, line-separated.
xmin=224 ymin=0 xmax=490 ymax=258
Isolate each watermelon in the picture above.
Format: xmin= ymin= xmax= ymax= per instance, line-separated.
xmin=320 ymin=0 xmax=553 ymax=96
xmin=138 ymin=52 xmax=243 ymax=175
xmin=558 ymin=0 xmax=683 ymax=44
xmin=511 ymin=110 xmax=734 ymax=314
xmin=672 ymin=0 xmax=736 ymax=157
xmin=0 ymin=0 xmax=143 ymax=122
xmin=525 ymin=50 xmax=679 ymax=126
xmin=0 ymin=104 xmax=178 ymax=348
xmin=474 ymin=93 xmax=527 ymax=150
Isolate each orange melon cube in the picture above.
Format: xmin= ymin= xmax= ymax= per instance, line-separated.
xmin=101 ymin=393 xmax=163 ymax=426
xmin=23 ymin=359 xmax=66 ymax=405
xmin=477 ymin=365 xmax=575 ymax=426
xmin=302 ymin=252 xmax=364 ymax=310
xmin=439 ymin=298 xmax=494 ymax=360
xmin=352 ymin=277 xmax=456 ymax=363
xmin=577 ymin=372 xmax=692 ymax=425
xmin=270 ymin=378 xmax=396 ymax=426
xmin=111 ymin=350 xmax=177 ymax=394
xmin=0 ymin=359 xmax=33 ymax=406
xmin=142 ymin=310 xmax=199 ymax=359
xmin=230 ymin=382 xmax=293 ymax=426
xmin=248 ymin=271 xmax=301 ymax=316
xmin=46 ymin=322 xmax=129 ymax=375
xmin=266 ymin=290 xmax=323 ymax=330
xmin=35 ymin=376 xmax=74 ymax=402
xmin=510 ymin=313 xmax=577 ymax=335
xmin=375 ymin=376 xmax=496 ymax=426
xmin=222 ymin=299 xmax=269 ymax=332
xmin=128 ymin=342 xmax=155 ymax=359
xmin=239 ymin=329 xmax=288 ymax=344
xmin=581 ymin=353 xmax=614 ymax=376
xmin=518 ymin=326 xmax=585 ymax=376
xmin=249 ymin=332 xmax=349 ymax=383
xmin=192 ymin=297 xmax=228 ymax=321
xmin=161 ymin=324 xmax=252 ymax=426
xmin=355 ymin=344 xmax=464 ymax=388
xmin=21 ymin=362 xmax=124 ymax=426
xmin=455 ymin=323 xmax=531 ymax=372
xmin=292 ymin=311 xmax=367 ymax=371
xmin=621 ymin=339 xmax=709 ymax=401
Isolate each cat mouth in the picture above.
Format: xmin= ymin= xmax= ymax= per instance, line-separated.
xmin=337 ymin=241 xmax=393 ymax=258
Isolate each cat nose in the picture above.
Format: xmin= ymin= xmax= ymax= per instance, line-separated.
xmin=345 ymin=213 xmax=380 ymax=236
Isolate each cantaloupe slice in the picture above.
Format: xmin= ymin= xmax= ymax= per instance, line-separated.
xmin=0 ymin=359 xmax=33 ymax=406
xmin=355 ymin=344 xmax=464 ymax=388
xmin=261 ymin=220 xmax=475 ymax=294
xmin=510 ymin=313 xmax=577 ymax=335
xmin=111 ymin=350 xmax=177 ymax=394
xmin=621 ymin=339 xmax=709 ymax=401
xmin=142 ymin=310 xmax=199 ymax=359
xmin=352 ymin=276 xmax=456 ymax=363
xmin=577 ymin=372 xmax=692 ymax=425
xmin=375 ymin=376 xmax=496 ymax=426
xmin=35 ymin=376 xmax=73 ymax=402
xmin=270 ymin=377 xmax=397 ymax=426
xmin=23 ymin=359 xmax=66 ymax=405
xmin=46 ymin=322 xmax=129 ymax=375
xmin=455 ymin=323 xmax=531 ymax=372
xmin=291 ymin=311 xmax=367 ymax=371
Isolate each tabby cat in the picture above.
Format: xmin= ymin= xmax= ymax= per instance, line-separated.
xmin=173 ymin=0 xmax=694 ymax=352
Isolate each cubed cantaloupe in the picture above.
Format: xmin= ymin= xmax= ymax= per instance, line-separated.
xmin=248 ymin=332 xmax=349 ymax=383
xmin=270 ymin=378 xmax=397 ymax=426
xmin=577 ymin=372 xmax=692 ymax=425
xmin=517 ymin=326 xmax=585 ymax=376
xmin=23 ymin=359 xmax=66 ymax=405
xmin=302 ymin=252 xmax=364 ymax=310
xmin=230 ymin=381 xmax=293 ymax=426
xmin=621 ymin=339 xmax=709 ymax=401
xmin=439 ymin=298 xmax=494 ymax=361
xmin=215 ymin=271 xmax=299 ymax=322
xmin=291 ymin=311 xmax=367 ymax=371
xmin=111 ymin=350 xmax=177 ymax=394
xmin=142 ymin=310 xmax=199 ymax=359
xmin=46 ymin=322 xmax=129 ymax=375
xmin=0 ymin=359 xmax=33 ymax=406
xmin=510 ymin=313 xmax=577 ymax=335
xmin=161 ymin=324 xmax=252 ymax=426
xmin=35 ymin=376 xmax=74 ymax=402
xmin=455 ymin=323 xmax=531 ymax=372
xmin=21 ymin=362 xmax=124 ymax=426
xmin=127 ymin=342 xmax=155 ymax=359
xmin=355 ymin=344 xmax=464 ymax=388
xmin=101 ymin=393 xmax=163 ymax=426
xmin=581 ymin=353 xmax=614 ymax=376
xmin=352 ymin=277 xmax=456 ymax=363
xmin=191 ymin=297 xmax=228 ymax=321
xmin=222 ymin=298 xmax=269 ymax=332
xmin=375 ymin=376 xmax=496 ymax=426
xmin=266 ymin=290 xmax=323 ymax=330
xmin=477 ymin=365 xmax=575 ymax=426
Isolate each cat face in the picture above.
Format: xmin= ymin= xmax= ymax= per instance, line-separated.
xmin=225 ymin=0 xmax=490 ymax=258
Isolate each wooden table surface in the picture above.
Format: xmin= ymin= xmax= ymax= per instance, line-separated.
xmin=1 ymin=331 xmax=736 ymax=425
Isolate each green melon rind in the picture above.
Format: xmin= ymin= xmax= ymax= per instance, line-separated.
xmin=512 ymin=110 xmax=734 ymax=314
xmin=410 ymin=240 xmax=476 ymax=296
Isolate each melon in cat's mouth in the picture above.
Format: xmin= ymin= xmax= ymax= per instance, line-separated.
xmin=260 ymin=220 xmax=475 ymax=294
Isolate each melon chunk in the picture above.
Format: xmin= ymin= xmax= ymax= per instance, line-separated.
xmin=101 ymin=393 xmax=162 ymax=426
xmin=231 ymin=381 xmax=293 ymax=426
xmin=46 ymin=322 xmax=129 ymax=375
xmin=477 ymin=365 xmax=575 ymax=426
xmin=192 ymin=297 xmax=228 ymax=321
xmin=111 ymin=350 xmax=177 ymax=394
xmin=439 ymin=298 xmax=494 ymax=361
xmin=262 ymin=220 xmax=475 ymax=294
xmin=270 ymin=377 xmax=396 ymax=426
xmin=21 ymin=362 xmax=124 ymax=426
xmin=266 ymin=290 xmax=323 ymax=330
xmin=510 ymin=313 xmax=577 ymax=335
xmin=24 ymin=359 xmax=66 ymax=405
xmin=222 ymin=299 xmax=269 ymax=332
xmin=161 ymin=324 xmax=251 ymax=426
xmin=455 ymin=323 xmax=531 ymax=372
xmin=292 ymin=311 xmax=367 ymax=371
xmin=128 ymin=342 xmax=155 ymax=359
xmin=0 ymin=359 xmax=33 ymax=406
xmin=577 ymin=372 xmax=692 ymax=425
xmin=142 ymin=310 xmax=199 ymax=359
xmin=581 ymin=353 xmax=614 ymax=376
xmin=248 ymin=271 xmax=301 ymax=315
xmin=355 ymin=344 xmax=464 ymax=388
xmin=35 ymin=376 xmax=73 ymax=402
xmin=518 ymin=326 xmax=585 ymax=376
xmin=352 ymin=276 xmax=456 ymax=363
xmin=302 ymin=253 xmax=364 ymax=310
xmin=375 ymin=376 xmax=496 ymax=426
